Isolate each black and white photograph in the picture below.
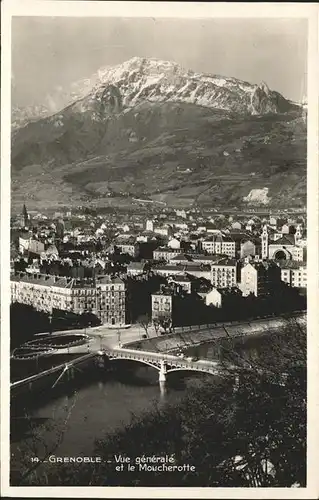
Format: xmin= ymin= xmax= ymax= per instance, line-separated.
xmin=1 ymin=1 xmax=318 ymax=496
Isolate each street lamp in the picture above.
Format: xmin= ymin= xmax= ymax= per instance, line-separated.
xmin=83 ymin=309 xmax=88 ymax=335
xmin=48 ymin=307 xmax=53 ymax=335
xmin=117 ymin=329 xmax=121 ymax=347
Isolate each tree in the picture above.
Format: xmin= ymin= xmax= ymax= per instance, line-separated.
xmin=153 ymin=318 xmax=161 ymax=336
xmin=137 ymin=313 xmax=151 ymax=338
xmin=14 ymin=258 xmax=28 ymax=273
xmin=10 ymin=303 xmax=51 ymax=350
xmin=79 ymin=311 xmax=100 ymax=329
xmin=156 ymin=312 xmax=172 ymax=334
xmin=11 ymin=393 xmax=78 ymax=486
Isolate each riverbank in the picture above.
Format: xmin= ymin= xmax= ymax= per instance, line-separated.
xmin=125 ymin=313 xmax=306 ymax=354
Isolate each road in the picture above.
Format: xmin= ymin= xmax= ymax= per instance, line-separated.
xmin=41 ymin=312 xmax=306 ymax=354
xmin=46 ymin=324 xmax=157 ymax=351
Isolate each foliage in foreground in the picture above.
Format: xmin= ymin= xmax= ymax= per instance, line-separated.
xmin=12 ymin=321 xmax=306 ymax=487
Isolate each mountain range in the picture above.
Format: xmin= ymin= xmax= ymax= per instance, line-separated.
xmin=11 ymin=57 xmax=306 ymax=211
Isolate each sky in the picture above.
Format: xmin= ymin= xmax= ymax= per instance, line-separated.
xmin=12 ymin=17 xmax=308 ymax=106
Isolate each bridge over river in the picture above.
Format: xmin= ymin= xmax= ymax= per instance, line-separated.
xmin=11 ymin=345 xmax=237 ymax=399
xmin=102 ymin=346 xmax=223 ymax=382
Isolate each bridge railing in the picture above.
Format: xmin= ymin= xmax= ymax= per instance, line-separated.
xmin=106 ymin=347 xmax=220 ymax=368
xmin=11 ymin=352 xmax=96 ymax=389
xmin=108 ymin=350 xmax=218 ymax=372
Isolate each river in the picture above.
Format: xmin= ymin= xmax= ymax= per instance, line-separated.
xmin=11 ymin=361 xmax=208 ymax=463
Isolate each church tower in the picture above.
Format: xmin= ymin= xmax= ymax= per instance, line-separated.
xmin=20 ymin=203 xmax=29 ymax=228
xmin=261 ymin=224 xmax=268 ymax=260
xmin=295 ymin=224 xmax=302 ymax=244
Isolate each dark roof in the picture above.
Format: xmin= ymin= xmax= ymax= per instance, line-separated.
xmin=170 ymin=253 xmax=193 ymax=262
xmin=11 ymin=272 xmax=74 ymax=288
xmin=276 ymin=260 xmax=306 ymax=270
xmin=222 ymin=236 xmax=235 ymax=243
xmin=211 ymin=258 xmax=237 ymax=267
xmin=96 ymin=275 xmax=125 ymax=285
xmin=192 ymin=255 xmax=223 ymax=262
xmin=127 ymin=262 xmax=146 ymax=270
xmin=228 ymin=231 xmax=253 ymax=242
xmin=241 ymin=238 xmax=261 ymax=246
xmin=244 ymin=261 xmax=279 ymax=272
xmin=202 ymin=236 xmax=217 ymax=242
xmin=170 ymin=274 xmax=192 ymax=283
xmin=141 ymin=230 xmax=155 ymax=236
xmin=11 ymin=272 xmax=126 ymax=289
xmin=202 ymin=234 xmax=235 ymax=243
xmin=154 ymin=246 xmax=180 ymax=253
xmin=116 ymin=238 xmax=137 ymax=246
xmin=270 ymin=235 xmax=295 ymax=246
xmin=154 ymin=263 xmax=211 ymax=272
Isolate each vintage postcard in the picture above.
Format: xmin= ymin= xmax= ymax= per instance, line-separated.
xmin=1 ymin=1 xmax=318 ymax=498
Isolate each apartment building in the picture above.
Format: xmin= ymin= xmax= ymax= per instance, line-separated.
xmin=115 ymin=242 xmax=140 ymax=258
xmin=153 ymin=225 xmax=173 ymax=237
xmin=239 ymin=262 xmax=281 ymax=297
xmin=151 ymin=283 xmax=186 ymax=326
xmin=153 ymin=247 xmax=183 ymax=261
xmin=10 ymin=272 xmax=128 ymax=326
xmin=210 ymin=259 xmax=238 ymax=288
xmin=278 ymin=261 xmax=307 ymax=289
xmin=127 ymin=262 xmax=147 ymax=276
xmin=11 ymin=273 xmax=74 ymax=313
xmin=201 ymin=235 xmax=236 ymax=258
xmin=168 ymin=274 xmax=193 ymax=294
xmin=151 ymin=286 xmax=174 ymax=323
xmin=95 ymin=275 xmax=127 ymax=325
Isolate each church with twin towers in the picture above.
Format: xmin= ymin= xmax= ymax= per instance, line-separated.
xmin=261 ymin=223 xmax=305 ymax=262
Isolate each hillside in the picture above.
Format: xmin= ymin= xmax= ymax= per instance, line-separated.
xmin=11 ymin=58 xmax=306 ymax=211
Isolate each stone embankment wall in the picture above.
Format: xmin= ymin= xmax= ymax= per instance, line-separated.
xmin=125 ymin=314 xmax=306 ymax=354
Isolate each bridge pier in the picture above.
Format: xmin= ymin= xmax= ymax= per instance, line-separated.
xmin=159 ymin=360 xmax=167 ymax=383
xmin=159 ymin=380 xmax=166 ymax=400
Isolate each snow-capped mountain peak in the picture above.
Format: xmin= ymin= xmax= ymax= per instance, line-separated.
xmin=74 ymin=57 xmax=296 ymax=116
xmin=12 ymin=57 xmax=298 ymax=128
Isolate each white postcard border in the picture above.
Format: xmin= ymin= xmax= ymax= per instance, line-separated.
xmin=1 ymin=2 xmax=318 ymax=498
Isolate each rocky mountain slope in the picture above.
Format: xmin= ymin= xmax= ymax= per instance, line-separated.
xmin=12 ymin=57 xmax=298 ymax=128
xmin=11 ymin=58 xmax=306 ymax=210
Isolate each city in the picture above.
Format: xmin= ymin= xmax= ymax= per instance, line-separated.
xmin=7 ymin=12 xmax=310 ymax=492
xmin=11 ymin=203 xmax=307 ymax=331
